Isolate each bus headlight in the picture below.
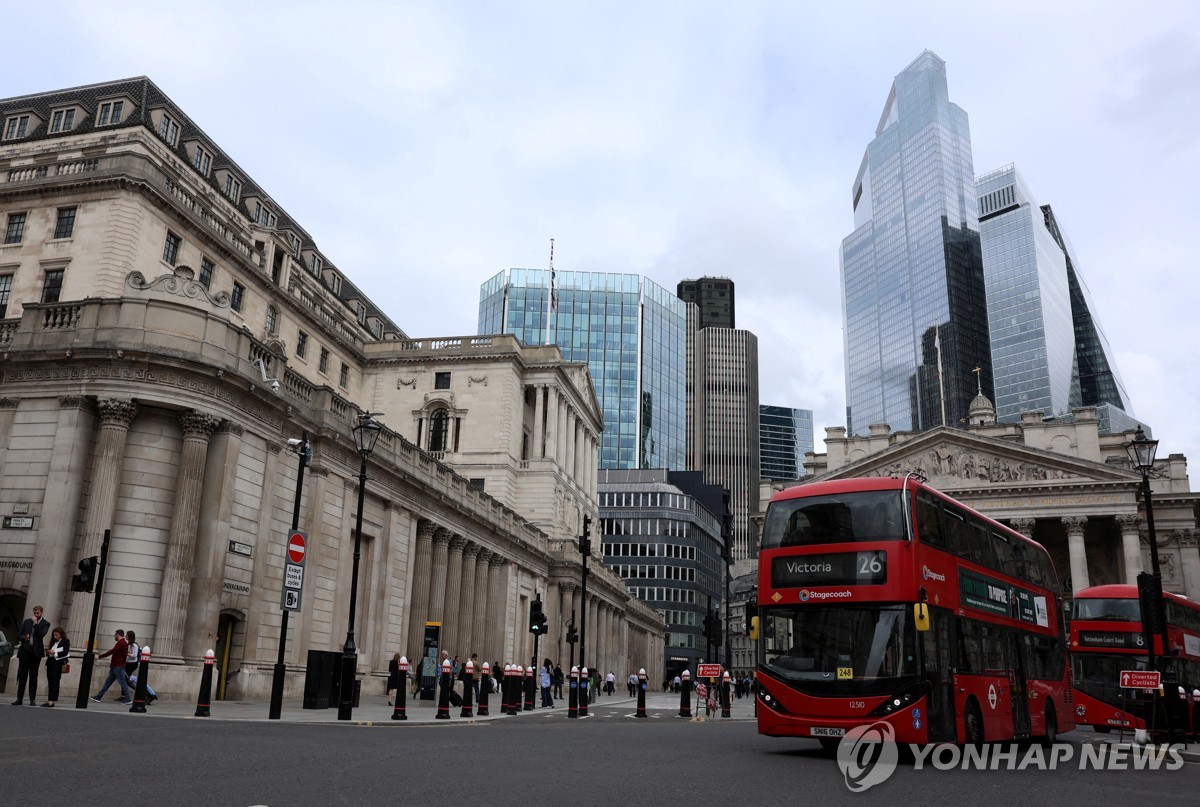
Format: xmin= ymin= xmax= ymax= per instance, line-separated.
xmin=868 ymin=682 xmax=924 ymax=717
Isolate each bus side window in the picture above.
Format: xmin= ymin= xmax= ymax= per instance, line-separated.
xmin=943 ymin=507 xmax=971 ymax=560
xmin=916 ymin=493 xmax=943 ymax=548
xmin=956 ymin=619 xmax=981 ymax=673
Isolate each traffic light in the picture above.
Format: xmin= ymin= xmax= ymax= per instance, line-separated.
xmin=566 ymin=625 xmax=578 ymax=645
xmin=529 ymin=597 xmax=547 ymax=635
xmin=71 ymin=556 xmax=97 ymax=592
xmin=580 ymin=515 xmax=592 ymax=557
xmin=711 ymin=613 xmax=723 ymax=648
xmin=701 ymin=610 xmax=712 ymax=641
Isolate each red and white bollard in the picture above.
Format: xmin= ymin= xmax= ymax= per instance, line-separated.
xmin=635 ymin=667 xmax=648 ymax=718
xmin=579 ymin=667 xmax=589 ymax=718
xmin=568 ymin=665 xmax=580 ymax=718
xmin=436 ymin=658 xmax=453 ymax=719
xmin=130 ymin=645 xmax=153 ymax=713
xmin=721 ymin=671 xmax=732 ymax=718
xmin=478 ymin=662 xmax=492 ymax=716
xmin=391 ymin=656 xmax=410 ymax=721
xmin=460 ymin=659 xmax=475 ymax=718
xmin=678 ymin=670 xmax=692 ymax=718
xmin=195 ymin=649 xmax=215 ymax=717
xmin=524 ymin=663 xmax=535 ymax=711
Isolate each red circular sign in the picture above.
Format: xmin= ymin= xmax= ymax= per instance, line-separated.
xmin=287 ymin=533 xmax=306 ymax=564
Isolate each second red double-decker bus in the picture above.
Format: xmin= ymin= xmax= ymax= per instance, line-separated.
xmin=756 ymin=475 xmax=1074 ymax=747
xmin=1070 ymin=583 xmax=1200 ymax=734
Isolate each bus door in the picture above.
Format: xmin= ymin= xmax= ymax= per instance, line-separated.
xmin=1008 ymin=632 xmax=1030 ymax=738
xmin=921 ymin=607 xmax=957 ymax=741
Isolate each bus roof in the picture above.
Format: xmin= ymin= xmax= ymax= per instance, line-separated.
xmin=1075 ymin=583 xmax=1196 ymax=609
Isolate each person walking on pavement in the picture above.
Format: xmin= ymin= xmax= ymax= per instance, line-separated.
xmin=12 ymin=605 xmax=50 ymax=705
xmin=605 ymin=671 xmax=616 ymax=696
xmin=552 ymin=664 xmax=564 ymax=699
xmin=123 ymin=630 xmax=141 ymax=682
xmin=42 ymin=627 xmax=70 ymax=707
xmin=540 ymin=658 xmax=554 ymax=707
xmin=91 ymin=629 xmax=132 ymax=704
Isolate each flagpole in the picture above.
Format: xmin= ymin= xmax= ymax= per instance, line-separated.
xmin=545 ymin=238 xmax=555 ymax=346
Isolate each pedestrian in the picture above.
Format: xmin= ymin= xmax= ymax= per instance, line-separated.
xmin=91 ymin=629 xmax=132 ymax=704
xmin=673 ymin=674 xmax=681 ymax=693
xmin=628 ymin=672 xmax=637 ymax=697
xmin=605 ymin=670 xmax=616 ymax=696
xmin=387 ymin=651 xmax=401 ymax=705
xmin=469 ymin=653 xmax=481 ymax=701
xmin=42 ymin=627 xmax=70 ymax=707
xmin=128 ymin=671 xmax=157 ymax=704
xmin=12 ymin=605 xmax=50 ymax=706
xmin=540 ymin=658 xmax=554 ymax=707
xmin=552 ymin=663 xmax=564 ymax=699
xmin=124 ymin=630 xmax=141 ymax=681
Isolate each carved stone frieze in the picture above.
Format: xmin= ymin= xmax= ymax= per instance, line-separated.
xmin=860 ymin=444 xmax=1077 ymax=484
xmin=126 ymin=266 xmax=231 ymax=308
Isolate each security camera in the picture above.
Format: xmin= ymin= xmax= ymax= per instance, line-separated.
xmin=287 ymin=438 xmax=305 ymax=449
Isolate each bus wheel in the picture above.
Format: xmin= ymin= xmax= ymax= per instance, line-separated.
xmin=1041 ymin=705 xmax=1058 ymax=746
xmin=818 ymin=737 xmax=840 ymax=754
xmin=964 ymin=700 xmax=985 ymax=746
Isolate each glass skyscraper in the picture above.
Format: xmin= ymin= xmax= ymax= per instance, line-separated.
xmin=479 ymin=269 xmax=688 ymax=470
xmin=840 ymin=51 xmax=992 ymax=435
xmin=760 ymin=405 xmax=814 ymax=481
xmin=977 ymin=164 xmax=1133 ymax=423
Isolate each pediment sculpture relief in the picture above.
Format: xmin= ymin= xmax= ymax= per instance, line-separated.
xmin=126 ymin=266 xmax=231 ymax=308
xmin=861 ymin=446 xmax=1076 ymax=484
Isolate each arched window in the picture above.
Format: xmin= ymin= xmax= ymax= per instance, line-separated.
xmin=428 ymin=409 xmax=449 ymax=453
xmin=266 ymin=305 xmax=278 ymax=334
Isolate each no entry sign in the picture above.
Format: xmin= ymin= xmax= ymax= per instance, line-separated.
xmin=287 ymin=532 xmax=307 ymax=564
xmin=281 ymin=530 xmax=307 ymax=612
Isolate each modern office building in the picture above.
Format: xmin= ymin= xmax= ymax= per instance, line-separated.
xmin=597 ymin=469 xmax=726 ymax=679
xmin=976 ymin=164 xmax=1134 ymax=425
xmin=677 ymin=276 xmax=734 ymax=329
xmin=760 ymin=405 xmax=814 ymax=480
xmin=478 ymin=269 xmax=689 ymax=471
xmin=0 ymin=77 xmax=664 ymax=700
xmin=840 ymin=50 xmax=992 ymax=436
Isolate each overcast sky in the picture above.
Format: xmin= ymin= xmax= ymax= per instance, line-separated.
xmin=9 ymin=1 xmax=1199 ymax=468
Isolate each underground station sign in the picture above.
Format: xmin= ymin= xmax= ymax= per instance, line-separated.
xmin=1119 ymin=670 xmax=1161 ymax=690
xmin=281 ymin=530 xmax=307 ymax=612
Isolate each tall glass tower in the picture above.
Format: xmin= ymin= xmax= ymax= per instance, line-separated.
xmin=840 ymin=51 xmax=992 ymax=435
xmin=759 ymin=405 xmax=814 ymax=481
xmin=479 ymin=269 xmax=688 ymax=470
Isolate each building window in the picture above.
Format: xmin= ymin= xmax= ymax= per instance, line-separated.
xmin=434 ymin=372 xmax=451 ymax=390
xmin=4 ymin=212 xmax=26 ymax=244
xmin=266 ymin=305 xmax=278 ymax=335
xmin=374 ymin=320 xmax=383 ymax=339
xmin=97 ymin=100 xmax=124 ymax=126
xmin=296 ymin=330 xmax=308 ymax=358
xmin=0 ymin=274 xmax=12 ymax=318
xmin=355 ymin=302 xmax=365 ymax=324
xmin=193 ymin=145 xmax=211 ymax=176
xmin=41 ymin=269 xmax=64 ymax=304
xmin=318 ymin=347 xmax=330 ymax=374
xmin=199 ymin=257 xmax=214 ymax=289
xmin=4 ymin=115 xmax=30 ymax=140
xmin=49 ymin=109 xmax=76 ymax=134
xmin=224 ymin=175 xmax=241 ymax=203
xmin=253 ymin=202 xmax=276 ymax=228
xmin=162 ymin=232 xmax=181 ymax=266
xmin=429 ymin=409 xmax=450 ymax=452
xmin=230 ymin=281 xmax=244 ymax=312
xmin=309 ymin=255 xmax=322 ymax=276
xmin=53 ymin=207 xmax=76 ymax=239
xmin=339 ymin=363 xmax=349 ymax=387
xmin=330 ymin=274 xmax=341 ymax=295
xmin=158 ymin=112 xmax=179 ymax=146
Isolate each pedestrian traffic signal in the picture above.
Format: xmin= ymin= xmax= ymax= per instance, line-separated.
xmin=71 ymin=556 xmax=97 ymax=592
xmin=566 ymin=625 xmax=578 ymax=645
xmin=580 ymin=515 xmax=592 ymax=557
xmin=711 ymin=615 xmax=723 ymax=648
xmin=529 ymin=598 xmax=548 ymax=635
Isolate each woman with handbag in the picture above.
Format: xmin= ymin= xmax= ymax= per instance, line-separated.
xmin=42 ymin=627 xmax=70 ymax=707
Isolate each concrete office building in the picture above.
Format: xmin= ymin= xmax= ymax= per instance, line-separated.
xmin=676 ymin=276 xmax=734 ymax=329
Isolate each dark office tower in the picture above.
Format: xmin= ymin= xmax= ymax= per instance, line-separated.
xmin=677 ymin=277 xmax=735 ymax=330
xmin=759 ymin=405 xmax=814 ymax=481
xmin=840 ymin=51 xmax=992 ymax=435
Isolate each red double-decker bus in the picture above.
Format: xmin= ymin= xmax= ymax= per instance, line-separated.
xmin=755 ymin=476 xmax=1074 ymax=747
xmin=1070 ymin=583 xmax=1200 ymax=734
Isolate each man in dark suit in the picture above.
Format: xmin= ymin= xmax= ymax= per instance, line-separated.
xmin=13 ymin=605 xmax=50 ymax=705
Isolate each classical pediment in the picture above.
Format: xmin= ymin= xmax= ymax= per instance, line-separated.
xmin=823 ymin=427 xmax=1134 ymax=489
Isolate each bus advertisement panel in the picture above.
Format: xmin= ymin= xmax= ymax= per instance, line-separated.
xmin=756 ymin=476 xmax=1073 ymax=748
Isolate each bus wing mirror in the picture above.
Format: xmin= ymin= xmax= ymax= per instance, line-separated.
xmin=914 ymin=603 xmax=930 ymax=632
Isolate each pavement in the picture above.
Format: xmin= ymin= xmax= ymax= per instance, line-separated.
xmin=58 ymin=688 xmax=755 ymax=725
xmin=1081 ymin=731 xmax=1200 ymax=763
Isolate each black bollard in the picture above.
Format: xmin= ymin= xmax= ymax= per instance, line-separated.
xmin=579 ymin=667 xmax=589 ymax=718
xmin=195 ymin=649 xmax=215 ymax=717
xmin=523 ymin=664 xmax=534 ymax=711
xmin=721 ymin=673 xmax=731 ymax=718
xmin=678 ymin=670 xmax=692 ymax=718
xmin=636 ymin=668 xmax=648 ymax=718
xmin=568 ymin=665 xmax=579 ymax=718
xmin=391 ymin=657 xmax=409 ymax=721
xmin=436 ymin=658 xmax=453 ymax=719
xmin=130 ymin=645 xmax=152 ymax=713
xmin=477 ymin=662 xmax=491 ymax=716
xmin=460 ymin=660 xmax=475 ymax=718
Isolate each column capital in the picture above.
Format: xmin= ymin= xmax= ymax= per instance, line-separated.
xmin=1061 ymin=515 xmax=1088 ymax=532
xmin=96 ymin=397 xmax=138 ymax=427
xmin=489 ymin=552 xmax=506 ymax=568
xmin=448 ymin=533 xmax=467 ymax=552
xmin=463 ymin=542 xmax=481 ymax=560
xmin=180 ymin=410 xmax=222 ymax=440
xmin=433 ymin=526 xmax=453 ymax=546
xmin=417 ymin=519 xmax=438 ymax=541
xmin=1009 ymin=518 xmax=1036 ymax=537
xmin=475 ymin=547 xmax=493 ymax=564
xmin=58 ymin=395 xmax=92 ymax=411
xmin=1116 ymin=513 xmax=1141 ymax=531
xmin=0 ymin=397 xmax=19 ymax=409
xmin=215 ymin=421 xmax=244 ymax=437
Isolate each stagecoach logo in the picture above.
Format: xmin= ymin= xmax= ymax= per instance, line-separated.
xmin=798 ymin=589 xmax=854 ymax=602
xmin=921 ymin=565 xmax=946 ymax=583
xmin=836 ymin=721 xmax=899 ymax=792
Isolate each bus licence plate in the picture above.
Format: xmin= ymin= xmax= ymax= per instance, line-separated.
xmin=810 ymin=727 xmax=845 ymax=737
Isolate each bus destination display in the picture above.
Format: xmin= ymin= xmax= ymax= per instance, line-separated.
xmin=771 ymin=551 xmax=887 ymax=588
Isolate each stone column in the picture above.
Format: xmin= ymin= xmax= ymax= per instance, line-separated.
xmin=442 ymin=534 xmax=467 ymax=656
xmin=565 ymin=410 xmax=576 ymax=480
xmin=406 ymin=520 xmax=437 ymax=659
xmin=532 ymin=385 xmax=545 ymax=459
xmin=1063 ymin=516 xmax=1089 ymax=594
xmin=68 ymin=398 xmax=137 ymax=645
xmin=545 ymin=387 xmax=559 ymax=462
xmin=156 ymin=410 xmax=223 ymax=660
xmin=1179 ymin=530 xmax=1200 ymax=601
xmin=487 ymin=554 xmax=506 ymax=661
xmin=574 ymin=419 xmax=585 ymax=484
xmin=184 ymin=422 xmax=244 ymax=661
xmin=558 ymin=399 xmax=569 ymax=466
xmin=471 ymin=549 xmax=492 ymax=660
xmin=1117 ymin=514 xmax=1144 ymax=584
xmin=426 ymin=527 xmax=452 ymax=638
xmin=31 ymin=397 xmax=92 ymax=631
xmin=458 ymin=542 xmax=480 ymax=656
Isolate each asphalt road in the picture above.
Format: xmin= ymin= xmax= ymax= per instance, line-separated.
xmin=2 ymin=697 xmax=1198 ymax=806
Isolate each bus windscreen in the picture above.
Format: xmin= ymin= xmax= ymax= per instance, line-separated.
xmin=761 ymin=490 xmax=905 ymax=549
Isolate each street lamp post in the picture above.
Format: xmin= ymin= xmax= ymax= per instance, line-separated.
xmin=269 ymin=431 xmax=311 ymax=720
xmin=1126 ymin=425 xmax=1176 ymax=740
xmin=337 ymin=412 xmax=383 ymax=721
